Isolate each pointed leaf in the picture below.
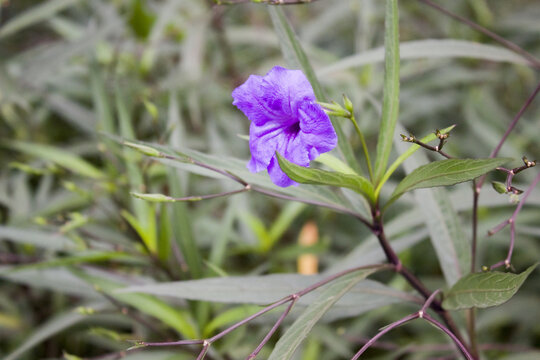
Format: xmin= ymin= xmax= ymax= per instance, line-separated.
xmin=7 ymin=141 xmax=105 ymax=179
xmin=277 ymin=153 xmax=375 ymax=203
xmin=390 ymin=158 xmax=511 ymax=204
xmin=268 ymin=268 xmax=378 ymax=360
xmin=443 ymin=263 xmax=538 ymax=310
xmin=373 ymin=0 xmax=400 ymax=182
xmin=0 ymin=0 xmax=79 ymax=39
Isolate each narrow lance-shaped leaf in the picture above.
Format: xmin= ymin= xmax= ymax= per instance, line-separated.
xmin=374 ymin=0 xmax=400 ymax=183
xmin=268 ymin=6 xmax=360 ymax=174
xmin=443 ymin=263 xmax=538 ymax=310
xmin=0 ymin=0 xmax=79 ymax=39
xmin=276 ymin=153 xmax=375 ymax=204
xmin=389 ymin=158 xmax=511 ymax=205
xmin=7 ymin=141 xmax=105 ymax=179
xmin=268 ymin=268 xmax=379 ymax=360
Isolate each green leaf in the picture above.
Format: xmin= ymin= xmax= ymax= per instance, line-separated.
xmin=0 ymin=226 xmax=76 ymax=251
xmin=112 ymin=137 xmax=352 ymax=212
xmin=390 ymin=158 xmax=511 ymax=204
xmin=373 ymin=0 xmax=400 ymax=183
xmin=3 ymin=303 xmax=109 ymax=360
xmin=443 ymin=263 xmax=538 ymax=310
xmin=0 ymin=251 xmax=143 ymax=274
xmin=0 ymin=0 xmax=79 ymax=39
xmin=118 ymin=273 xmax=411 ymax=324
xmin=203 ymin=305 xmax=262 ymax=337
xmin=276 ymin=153 xmax=375 ymax=203
xmin=317 ymin=39 xmax=530 ymax=77
xmin=267 ymin=269 xmax=378 ymax=360
xmin=314 ymin=153 xmax=357 ymax=175
xmin=78 ymin=271 xmax=199 ymax=339
xmin=128 ymin=0 xmax=156 ymax=40
xmin=116 ymin=89 xmax=157 ymax=254
xmin=268 ymin=7 xmax=359 ymax=174
xmin=7 ymin=141 xmax=105 ymax=179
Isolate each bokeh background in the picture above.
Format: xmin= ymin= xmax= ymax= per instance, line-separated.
xmin=0 ymin=1 xmax=539 ymax=359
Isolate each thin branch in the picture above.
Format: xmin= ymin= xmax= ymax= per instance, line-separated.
xmin=160 ymin=152 xmax=372 ymax=226
xmin=477 ymin=81 xmax=540 ymax=190
xmin=418 ymin=0 xmax=540 ymax=69
xmin=423 ymin=314 xmax=474 ymax=360
xmin=246 ymin=296 xmax=298 ymax=359
xmin=400 ymin=132 xmax=453 ymax=159
xmin=352 ymin=289 xmax=473 ymax=360
xmin=488 ymin=171 xmax=540 ymax=270
xmin=351 ymin=313 xmax=419 ymax=360
xmin=139 ymin=264 xmax=390 ymax=359
xmin=371 ymin=215 xmax=469 ymax=353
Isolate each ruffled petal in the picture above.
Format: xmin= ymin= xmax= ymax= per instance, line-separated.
xmin=261 ymin=66 xmax=316 ymax=120
xmin=232 ymin=74 xmax=284 ymax=126
xmin=247 ymin=121 xmax=288 ymax=172
xmin=298 ymin=101 xmax=338 ymax=160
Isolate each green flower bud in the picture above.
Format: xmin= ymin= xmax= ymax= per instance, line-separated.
xmin=316 ymin=101 xmax=349 ymax=117
xmin=491 ymin=181 xmax=507 ymax=194
xmin=342 ymin=94 xmax=354 ymax=113
xmin=123 ymin=142 xmax=163 ymax=157
xmin=131 ymin=192 xmax=175 ymax=202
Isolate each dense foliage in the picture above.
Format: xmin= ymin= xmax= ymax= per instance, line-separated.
xmin=0 ymin=1 xmax=539 ymax=359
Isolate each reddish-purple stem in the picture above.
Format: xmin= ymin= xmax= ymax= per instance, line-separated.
xmin=246 ymin=296 xmax=298 ymax=359
xmin=352 ymin=289 xmax=473 ymax=360
xmin=141 ymin=264 xmax=389 ymax=357
xmin=351 ymin=313 xmax=419 ymax=360
xmin=423 ymin=314 xmax=474 ymax=360
xmin=489 ymin=171 xmax=540 ymax=269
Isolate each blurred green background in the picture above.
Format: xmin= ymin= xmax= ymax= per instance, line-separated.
xmin=0 ymin=0 xmax=539 ymax=359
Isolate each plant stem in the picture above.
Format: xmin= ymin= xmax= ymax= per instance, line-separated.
xmin=468 ymin=80 xmax=540 ymax=356
xmin=141 ymin=264 xmax=389 ymax=358
xmin=352 ymin=290 xmax=474 ymax=360
xmin=370 ymin=213 xmax=471 ymax=356
xmin=351 ymin=313 xmax=419 ymax=359
xmin=350 ymin=113 xmax=373 ymax=180
xmin=424 ymin=314 xmax=474 ymax=360
xmin=488 ymin=171 xmax=540 ymax=269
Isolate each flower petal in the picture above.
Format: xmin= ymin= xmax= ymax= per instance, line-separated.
xmin=267 ymin=155 xmax=297 ymax=187
xmin=248 ymin=120 xmax=310 ymax=174
xmin=247 ymin=121 xmax=287 ymax=172
xmin=298 ymin=101 xmax=338 ymax=160
xmin=231 ymin=74 xmax=275 ymax=126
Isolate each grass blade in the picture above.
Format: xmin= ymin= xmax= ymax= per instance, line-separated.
xmin=268 ymin=7 xmax=359 ymax=173
xmin=373 ymin=0 xmax=400 ymax=183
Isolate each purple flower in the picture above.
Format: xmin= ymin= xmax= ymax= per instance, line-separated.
xmin=232 ymin=66 xmax=338 ymax=187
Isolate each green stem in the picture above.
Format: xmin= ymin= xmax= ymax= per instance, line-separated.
xmin=350 ymin=113 xmax=373 ymax=181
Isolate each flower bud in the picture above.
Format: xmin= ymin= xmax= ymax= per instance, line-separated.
xmin=342 ymin=94 xmax=354 ymax=113
xmin=131 ymin=192 xmax=175 ymax=202
xmin=491 ymin=181 xmax=507 ymax=194
xmin=317 ymin=101 xmax=349 ymax=117
xmin=123 ymin=142 xmax=163 ymax=157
